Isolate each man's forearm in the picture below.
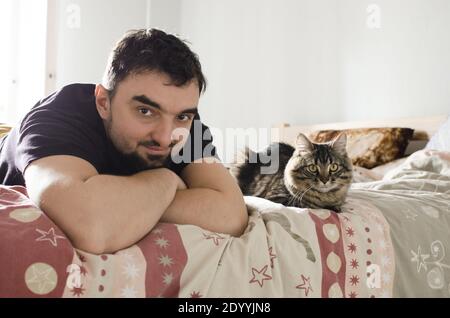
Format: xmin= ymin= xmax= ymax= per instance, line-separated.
xmin=83 ymin=168 xmax=178 ymax=253
xmin=161 ymin=188 xmax=248 ymax=236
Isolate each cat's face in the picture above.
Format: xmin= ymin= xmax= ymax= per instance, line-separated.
xmin=284 ymin=133 xmax=353 ymax=195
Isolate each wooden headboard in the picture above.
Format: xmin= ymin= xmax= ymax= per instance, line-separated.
xmin=271 ymin=115 xmax=447 ymax=155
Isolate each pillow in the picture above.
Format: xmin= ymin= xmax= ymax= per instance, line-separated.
xmin=370 ymin=157 xmax=408 ymax=177
xmin=425 ymin=116 xmax=450 ymax=151
xmin=0 ymin=124 xmax=12 ymax=138
xmin=308 ymin=127 xmax=414 ymax=169
xmin=352 ymin=166 xmax=382 ymax=182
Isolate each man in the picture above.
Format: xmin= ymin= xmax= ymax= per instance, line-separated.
xmin=0 ymin=29 xmax=248 ymax=254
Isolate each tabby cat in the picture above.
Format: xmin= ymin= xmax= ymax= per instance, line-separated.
xmin=230 ymin=133 xmax=353 ymax=212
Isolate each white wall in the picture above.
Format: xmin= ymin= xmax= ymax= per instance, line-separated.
xmin=338 ymin=0 xmax=450 ymax=121
xmin=52 ymin=0 xmax=149 ymax=89
xmin=180 ymin=0 xmax=341 ymax=131
xmin=179 ymin=0 xmax=450 ymax=128
xmin=49 ymin=0 xmax=450 ymax=123
xmin=149 ymin=0 xmax=181 ymax=35
xmin=49 ymin=0 xmax=450 ymax=159
xmin=51 ymin=0 xmax=187 ymax=89
xmin=0 ymin=0 xmax=47 ymax=125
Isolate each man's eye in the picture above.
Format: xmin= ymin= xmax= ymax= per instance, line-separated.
xmin=177 ymin=114 xmax=192 ymax=122
xmin=138 ymin=108 xmax=153 ymax=116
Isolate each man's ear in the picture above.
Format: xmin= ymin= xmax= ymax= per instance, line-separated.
xmin=95 ymin=84 xmax=111 ymax=120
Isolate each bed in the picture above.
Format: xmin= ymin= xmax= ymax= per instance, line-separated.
xmin=0 ymin=115 xmax=449 ymax=298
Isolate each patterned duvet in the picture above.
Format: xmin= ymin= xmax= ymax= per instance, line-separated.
xmin=0 ymin=149 xmax=449 ymax=297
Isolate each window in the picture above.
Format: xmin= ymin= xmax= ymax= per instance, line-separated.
xmin=0 ymin=0 xmax=48 ymax=125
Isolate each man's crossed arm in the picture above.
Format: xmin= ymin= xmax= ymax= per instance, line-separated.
xmin=24 ymin=155 xmax=248 ymax=254
xmin=161 ymin=157 xmax=248 ymax=236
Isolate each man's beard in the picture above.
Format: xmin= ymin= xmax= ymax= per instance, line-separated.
xmin=120 ymin=150 xmax=168 ymax=171
xmin=104 ymin=117 xmax=179 ymax=174
xmin=114 ymin=140 xmax=180 ymax=175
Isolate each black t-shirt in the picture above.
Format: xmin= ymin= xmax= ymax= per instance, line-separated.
xmin=0 ymin=83 xmax=217 ymax=186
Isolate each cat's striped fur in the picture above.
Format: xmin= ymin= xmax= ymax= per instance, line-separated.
xmin=231 ymin=133 xmax=352 ymax=212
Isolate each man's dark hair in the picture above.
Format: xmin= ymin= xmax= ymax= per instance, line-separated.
xmin=102 ymin=28 xmax=206 ymax=98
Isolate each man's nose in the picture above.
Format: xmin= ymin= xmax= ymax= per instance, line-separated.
xmin=151 ymin=120 xmax=175 ymax=148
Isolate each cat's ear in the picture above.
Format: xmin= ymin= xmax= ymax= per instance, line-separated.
xmin=331 ymin=132 xmax=347 ymax=155
xmin=296 ymin=133 xmax=313 ymax=152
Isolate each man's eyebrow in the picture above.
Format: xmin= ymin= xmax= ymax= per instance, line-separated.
xmin=132 ymin=94 xmax=198 ymax=115
xmin=132 ymin=95 xmax=161 ymax=109
xmin=180 ymin=107 xmax=198 ymax=115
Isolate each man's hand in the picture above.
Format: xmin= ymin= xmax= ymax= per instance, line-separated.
xmin=175 ymin=174 xmax=187 ymax=191
xmin=161 ymin=158 xmax=248 ymax=237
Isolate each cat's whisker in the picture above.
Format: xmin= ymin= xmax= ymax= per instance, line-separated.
xmin=231 ymin=135 xmax=352 ymax=212
xmin=287 ymin=192 xmax=299 ymax=206
xmin=288 ymin=187 xmax=303 ymax=206
xmin=299 ymin=184 xmax=314 ymax=206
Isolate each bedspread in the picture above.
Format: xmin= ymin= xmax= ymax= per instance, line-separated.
xmin=0 ymin=149 xmax=449 ymax=297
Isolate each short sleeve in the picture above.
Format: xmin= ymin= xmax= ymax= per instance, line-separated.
xmin=16 ymin=100 xmax=105 ymax=174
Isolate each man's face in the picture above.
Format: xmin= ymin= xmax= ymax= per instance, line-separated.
xmin=96 ymin=72 xmax=199 ymax=170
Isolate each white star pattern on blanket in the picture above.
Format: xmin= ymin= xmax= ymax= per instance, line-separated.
xmin=35 ymin=228 xmax=65 ymax=247
xmin=155 ymin=237 xmax=169 ymax=248
xmin=159 ymin=255 xmax=174 ymax=267
xmin=120 ymin=285 xmax=138 ymax=298
xmin=411 ymin=246 xmax=430 ymax=273
xmin=163 ymin=273 xmax=174 ymax=285
xmin=122 ymin=262 xmax=140 ymax=280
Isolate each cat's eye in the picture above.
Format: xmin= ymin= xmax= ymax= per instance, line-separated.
xmin=329 ymin=163 xmax=339 ymax=172
xmin=308 ymin=165 xmax=318 ymax=173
